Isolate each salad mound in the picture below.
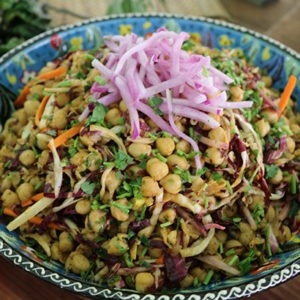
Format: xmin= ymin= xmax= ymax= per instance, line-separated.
xmin=0 ymin=29 xmax=299 ymax=292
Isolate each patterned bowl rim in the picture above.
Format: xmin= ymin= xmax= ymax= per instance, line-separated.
xmin=0 ymin=12 xmax=299 ymax=300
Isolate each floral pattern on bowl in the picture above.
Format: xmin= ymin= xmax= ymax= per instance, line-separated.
xmin=0 ymin=14 xmax=299 ymax=300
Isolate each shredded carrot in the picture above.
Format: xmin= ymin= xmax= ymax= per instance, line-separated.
xmin=14 ymin=66 xmax=67 ymax=107
xmin=37 ymin=66 xmax=67 ymax=80
xmin=48 ymin=222 xmax=64 ymax=230
xmin=21 ymin=193 xmax=45 ymax=207
xmin=278 ymin=75 xmax=297 ymax=116
xmin=251 ymin=259 xmax=280 ymax=275
xmin=35 ymin=95 xmax=50 ymax=126
xmin=29 ymin=216 xmax=43 ymax=225
xmin=156 ymin=255 xmax=165 ymax=265
xmin=3 ymin=207 xmax=18 ymax=218
xmin=31 ymin=193 xmax=44 ymax=201
xmin=48 ymin=122 xmax=84 ymax=149
xmin=14 ymin=84 xmax=31 ymax=107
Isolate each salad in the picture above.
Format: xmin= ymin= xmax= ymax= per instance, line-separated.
xmin=0 ymin=28 xmax=299 ymax=292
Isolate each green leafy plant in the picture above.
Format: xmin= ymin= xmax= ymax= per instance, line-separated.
xmin=0 ymin=0 xmax=50 ymax=55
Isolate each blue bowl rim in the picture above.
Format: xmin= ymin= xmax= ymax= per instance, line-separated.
xmin=0 ymin=12 xmax=299 ymax=300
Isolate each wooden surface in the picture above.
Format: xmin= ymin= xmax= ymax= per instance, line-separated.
xmin=1 ymin=0 xmax=299 ymax=299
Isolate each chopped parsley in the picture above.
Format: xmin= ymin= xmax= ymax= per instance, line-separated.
xmin=95 ymin=75 xmax=107 ymax=85
xmin=110 ymin=200 xmax=132 ymax=214
xmin=265 ymin=164 xmax=279 ymax=179
xmin=252 ymin=204 xmax=264 ymax=225
xmin=81 ymin=181 xmax=96 ymax=195
xmin=147 ymin=96 xmax=164 ymax=116
xmin=114 ymin=150 xmax=134 ymax=170
xmin=68 ymin=137 xmax=79 ymax=157
xmin=88 ymin=100 xmax=107 ymax=126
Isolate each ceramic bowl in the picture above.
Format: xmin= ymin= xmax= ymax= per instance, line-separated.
xmin=0 ymin=14 xmax=299 ymax=300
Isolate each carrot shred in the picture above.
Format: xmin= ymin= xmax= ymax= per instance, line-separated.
xmin=29 ymin=216 xmax=43 ymax=225
xmin=156 ymin=255 xmax=165 ymax=265
xmin=48 ymin=222 xmax=64 ymax=230
xmin=14 ymin=84 xmax=31 ymax=107
xmin=278 ymin=75 xmax=297 ymax=116
xmin=14 ymin=66 xmax=67 ymax=107
xmin=21 ymin=193 xmax=45 ymax=207
xmin=3 ymin=207 xmax=18 ymax=218
xmin=48 ymin=122 xmax=84 ymax=149
xmin=37 ymin=66 xmax=67 ymax=80
xmin=31 ymin=193 xmax=44 ymax=201
xmin=35 ymin=95 xmax=50 ymax=126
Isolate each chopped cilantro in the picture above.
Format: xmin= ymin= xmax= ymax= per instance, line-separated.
xmin=160 ymin=221 xmax=172 ymax=228
xmin=138 ymin=154 xmax=148 ymax=169
xmin=265 ymin=164 xmax=279 ymax=179
xmin=95 ymin=75 xmax=107 ymax=85
xmin=81 ymin=181 xmax=96 ymax=195
xmin=88 ymin=101 xmax=107 ymax=125
xmin=252 ymin=204 xmax=264 ymax=225
xmin=123 ymin=252 xmax=134 ymax=268
xmin=238 ymin=249 xmax=256 ymax=275
xmin=212 ymin=172 xmax=223 ymax=182
xmin=202 ymin=66 xmax=209 ymax=77
xmin=114 ymin=150 xmax=133 ymax=170
xmin=174 ymin=167 xmax=192 ymax=184
xmin=139 ymin=234 xmax=150 ymax=247
xmin=110 ymin=200 xmax=132 ymax=214
xmin=197 ymin=167 xmax=209 ymax=177
xmin=56 ymin=80 xmax=73 ymax=87
xmin=147 ymin=96 xmax=164 ymax=116
xmin=127 ymin=229 xmax=135 ymax=239
xmin=181 ymin=39 xmax=196 ymax=51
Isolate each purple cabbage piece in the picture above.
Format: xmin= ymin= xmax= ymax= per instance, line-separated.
xmin=165 ymin=252 xmax=187 ymax=282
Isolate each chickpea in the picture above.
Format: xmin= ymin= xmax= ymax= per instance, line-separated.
xmin=160 ymin=174 xmax=182 ymax=194
xmin=59 ymin=232 xmax=74 ymax=253
xmin=205 ymin=147 xmax=224 ymax=166
xmin=50 ymin=108 xmax=68 ymax=130
xmin=107 ymin=236 xmax=129 ymax=256
xmin=146 ymin=158 xmax=169 ymax=181
xmin=75 ymin=199 xmax=91 ymax=215
xmin=126 ymin=165 xmax=145 ymax=179
xmin=248 ymin=195 xmax=264 ymax=211
xmin=262 ymin=75 xmax=272 ymax=88
xmin=208 ymin=127 xmax=227 ymax=143
xmin=255 ymin=119 xmax=270 ymax=138
xmin=105 ymin=108 xmax=122 ymax=125
xmin=167 ymin=154 xmax=189 ymax=171
xmin=205 ymin=236 xmax=220 ymax=255
xmin=70 ymin=150 xmax=87 ymax=166
xmin=1 ymin=189 xmax=20 ymax=207
xmin=180 ymin=274 xmax=194 ymax=288
xmin=262 ymin=109 xmax=279 ymax=124
xmin=16 ymin=182 xmax=34 ymax=202
xmin=158 ymin=208 xmax=177 ymax=224
xmin=266 ymin=205 xmax=275 ymax=223
xmin=230 ymin=86 xmax=244 ymax=102
xmin=19 ymin=149 xmax=36 ymax=166
xmin=141 ymin=176 xmax=161 ymax=197
xmin=176 ymin=139 xmax=191 ymax=153
xmin=51 ymin=242 xmax=67 ymax=263
xmin=286 ymin=137 xmax=295 ymax=153
xmin=66 ymin=252 xmax=90 ymax=274
xmin=128 ymin=143 xmax=151 ymax=159
xmin=190 ymin=267 xmax=207 ymax=282
xmin=110 ymin=198 xmax=130 ymax=221
xmin=9 ymin=172 xmax=20 ymax=188
xmin=119 ymin=100 xmax=127 ymax=112
xmin=29 ymin=84 xmax=44 ymax=96
xmin=85 ymin=152 xmax=102 ymax=172
xmin=135 ymin=272 xmax=154 ymax=292
xmin=215 ymin=230 xmax=228 ymax=244
xmin=0 ymin=177 xmax=11 ymax=192
xmin=56 ymin=93 xmax=70 ymax=107
xmin=239 ymin=222 xmax=254 ymax=246
xmin=156 ymin=137 xmax=175 ymax=156
xmin=38 ymin=150 xmax=49 ymax=169
xmin=269 ymin=168 xmax=283 ymax=185
xmin=12 ymin=109 xmax=27 ymax=126
xmin=88 ymin=209 xmax=106 ymax=233
xmin=36 ymin=133 xmax=51 ymax=150
xmin=24 ymin=100 xmax=40 ymax=116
